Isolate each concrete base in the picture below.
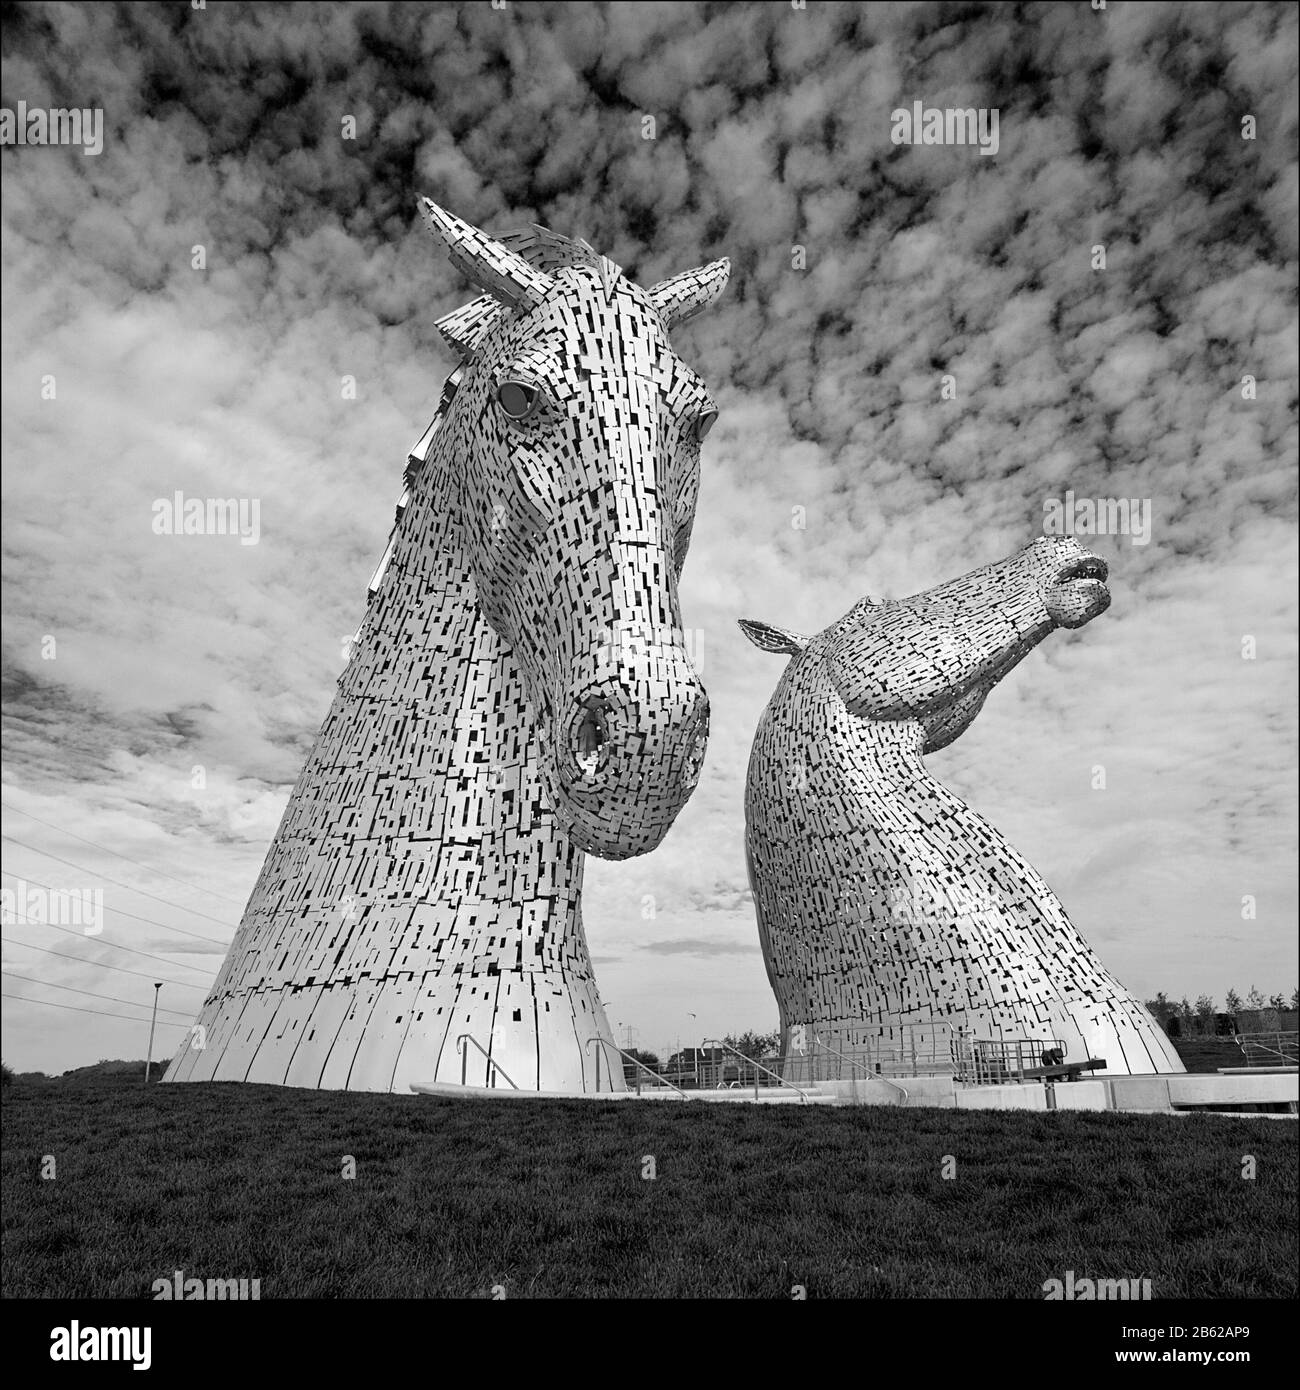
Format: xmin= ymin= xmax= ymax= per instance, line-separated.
xmin=954 ymin=1084 xmax=1048 ymax=1111
xmin=1167 ymin=1072 xmax=1297 ymax=1107
xmin=812 ymin=1071 xmax=1298 ymax=1114
xmin=1107 ymin=1076 xmax=1173 ymax=1111
xmin=411 ymin=1070 xmax=1299 ymax=1114
xmin=1104 ymin=1071 xmax=1298 ymax=1112
xmin=410 ymin=1080 xmax=835 ymax=1104
xmin=812 ymin=1077 xmax=952 ymax=1106
xmin=1048 ymin=1080 xmax=1109 ymax=1110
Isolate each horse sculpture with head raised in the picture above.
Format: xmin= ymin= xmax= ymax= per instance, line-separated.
xmin=741 ymin=536 xmax=1184 ymax=1078
xmin=165 ymin=201 xmax=728 ymax=1094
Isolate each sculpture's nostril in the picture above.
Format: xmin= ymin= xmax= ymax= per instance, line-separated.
xmin=574 ymin=701 xmax=610 ymax=778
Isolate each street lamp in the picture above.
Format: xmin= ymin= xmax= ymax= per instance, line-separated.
xmin=144 ymin=983 xmax=162 ymax=1084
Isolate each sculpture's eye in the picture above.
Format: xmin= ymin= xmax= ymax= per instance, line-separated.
xmin=498 ymin=380 xmax=543 ymax=421
xmin=695 ymin=409 xmax=718 ymax=442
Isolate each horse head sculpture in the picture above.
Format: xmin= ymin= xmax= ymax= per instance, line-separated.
xmin=165 ymin=203 xmax=729 ymax=1094
xmin=740 ymin=536 xmax=1183 ymax=1077
xmin=420 ymin=201 xmax=727 ymax=859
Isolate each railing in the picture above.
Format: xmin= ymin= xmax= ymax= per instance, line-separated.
xmin=584 ymin=1037 xmax=689 ymax=1099
xmin=779 ymin=1023 xmax=969 ymax=1082
xmin=812 ymin=1032 xmax=909 ymax=1104
xmin=702 ymin=1039 xmax=815 ymax=1102
xmin=777 ymin=1024 xmax=1071 ymax=1086
xmin=968 ymin=1037 xmax=1065 ymax=1084
xmin=1236 ymin=1031 xmax=1299 ymax=1068
xmin=456 ymin=1033 xmax=518 ymax=1090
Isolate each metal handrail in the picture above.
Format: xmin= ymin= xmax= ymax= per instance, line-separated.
xmin=812 ymin=1032 xmax=909 ymax=1104
xmin=703 ymin=1039 xmax=815 ymax=1103
xmin=456 ymin=1033 xmax=518 ymax=1090
xmin=584 ymin=1037 xmax=690 ymax=1099
xmin=1236 ymin=1030 xmax=1299 ymax=1067
xmin=789 ymin=1022 xmax=973 ymax=1079
xmin=970 ymin=1036 xmax=1065 ymax=1084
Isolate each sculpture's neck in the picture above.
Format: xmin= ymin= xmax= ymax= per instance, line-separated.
xmin=358 ymin=446 xmax=582 ymax=911
xmin=845 ymin=719 xmax=930 ymax=782
xmin=832 ymin=719 xmax=987 ymax=829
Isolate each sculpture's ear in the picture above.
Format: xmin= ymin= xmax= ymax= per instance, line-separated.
xmin=434 ymin=294 xmax=502 ymax=357
xmin=738 ymin=619 xmax=808 ymax=656
xmin=648 ymin=259 xmax=730 ymax=330
xmin=419 ymin=198 xmax=555 ymax=311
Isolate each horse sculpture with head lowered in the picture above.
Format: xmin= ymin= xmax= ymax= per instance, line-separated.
xmin=740 ymin=536 xmax=1184 ymax=1078
xmin=166 ymin=201 xmax=728 ymax=1094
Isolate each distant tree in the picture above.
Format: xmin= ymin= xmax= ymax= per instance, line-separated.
xmin=664 ymin=1049 xmax=715 ymax=1076
xmin=1267 ymin=993 xmax=1286 ymax=1011
xmin=1246 ymin=986 xmax=1266 ymax=1010
xmin=1292 ymin=987 xmax=1299 ymax=1010
xmin=1 ymin=1060 xmax=12 ymax=1089
xmin=725 ymin=1030 xmax=780 ymax=1060
xmin=1144 ymin=992 xmax=1175 ymax=1026
xmin=1194 ymin=995 xmax=1215 ymax=1033
xmin=624 ymin=1048 xmax=660 ymax=1071
xmin=1177 ymin=997 xmax=1194 ymax=1026
xmin=1225 ymin=988 xmax=1243 ymax=1014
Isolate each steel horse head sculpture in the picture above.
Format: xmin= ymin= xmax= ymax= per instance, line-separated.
xmin=741 ymin=536 xmax=1185 ymax=1078
xmin=166 ymin=201 xmax=729 ymax=1094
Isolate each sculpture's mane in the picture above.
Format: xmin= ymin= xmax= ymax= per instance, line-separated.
xmin=374 ymin=227 xmax=623 ymax=594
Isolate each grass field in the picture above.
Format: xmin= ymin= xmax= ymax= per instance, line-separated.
xmin=3 ymin=1071 xmax=1295 ymax=1299
xmin=1171 ymin=1035 xmax=1256 ymax=1073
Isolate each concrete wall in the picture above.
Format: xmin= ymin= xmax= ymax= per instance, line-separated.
xmin=814 ymin=1076 xmax=956 ymax=1106
xmin=1049 ymin=1080 xmax=1109 ymax=1111
xmin=954 ymin=1084 xmax=1048 ymax=1111
xmin=1102 ymin=1072 xmax=1298 ymax=1111
xmin=1166 ymin=1072 xmax=1297 ymax=1107
xmin=1106 ymin=1077 xmax=1173 ymax=1111
xmin=826 ymin=1070 xmax=1298 ymax=1112
xmin=414 ymin=1070 xmax=1299 ymax=1111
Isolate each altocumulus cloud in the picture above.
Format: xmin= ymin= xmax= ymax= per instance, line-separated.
xmin=1 ymin=1 xmax=1295 ymax=1069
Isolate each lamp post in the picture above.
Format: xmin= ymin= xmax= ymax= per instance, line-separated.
xmin=688 ymin=1012 xmax=698 ymax=1086
xmin=144 ymin=982 xmax=162 ymax=1084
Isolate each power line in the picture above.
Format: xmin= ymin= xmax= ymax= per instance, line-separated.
xmin=2 ymin=970 xmax=196 ymax=1018
xmin=0 ymin=852 xmax=232 ymax=945
xmin=0 ymin=900 xmax=216 ymax=975
xmin=0 ymin=800 xmax=248 ymax=908
xmin=1 ymin=834 xmax=236 ymax=935
xmin=2 ymin=936 xmax=208 ymax=993
xmin=2 ymin=991 xmax=189 ymax=1027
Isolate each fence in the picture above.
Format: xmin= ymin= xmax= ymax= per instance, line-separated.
xmin=775 ymin=1024 xmax=1069 ymax=1086
xmin=1236 ymin=1031 xmax=1298 ymax=1068
xmin=661 ymin=1057 xmax=785 ymax=1089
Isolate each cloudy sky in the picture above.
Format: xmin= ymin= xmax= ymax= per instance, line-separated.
xmin=2 ymin=0 xmax=1295 ymax=1073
